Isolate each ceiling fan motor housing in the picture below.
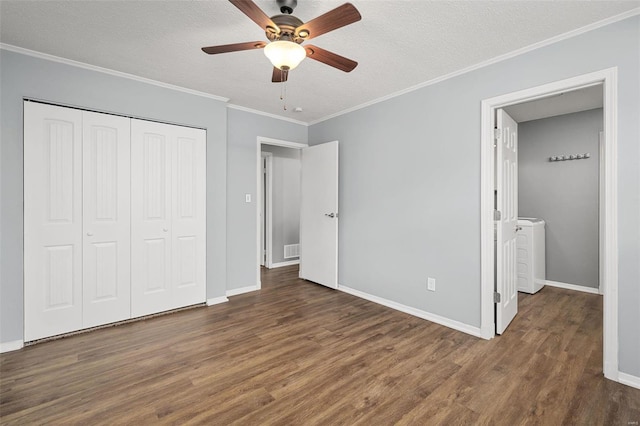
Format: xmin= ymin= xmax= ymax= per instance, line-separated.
xmin=276 ymin=0 xmax=297 ymax=14
xmin=266 ymin=14 xmax=306 ymax=43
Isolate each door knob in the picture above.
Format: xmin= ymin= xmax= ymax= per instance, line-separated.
xmin=163 ymin=228 xmax=168 ymax=232
xmin=325 ymin=213 xmax=335 ymax=218
xmin=86 ymin=232 xmax=93 ymax=236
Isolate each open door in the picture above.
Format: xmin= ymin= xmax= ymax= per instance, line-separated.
xmin=299 ymin=141 xmax=339 ymax=289
xmin=496 ymin=109 xmax=518 ymax=334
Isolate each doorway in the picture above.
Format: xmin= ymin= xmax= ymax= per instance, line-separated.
xmin=260 ymin=145 xmax=302 ymax=270
xmin=255 ymin=137 xmax=307 ymax=288
xmin=480 ymin=68 xmax=619 ymax=380
xmin=505 ymin=88 xmax=603 ymax=295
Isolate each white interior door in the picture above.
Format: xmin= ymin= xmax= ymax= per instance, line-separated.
xmin=24 ymin=102 xmax=83 ymax=341
xmin=131 ymin=119 xmax=173 ymax=317
xmin=496 ymin=109 xmax=518 ymax=334
xmin=299 ymin=141 xmax=339 ymax=289
xmin=82 ymin=111 xmax=131 ymax=328
xmin=170 ymin=126 xmax=206 ymax=309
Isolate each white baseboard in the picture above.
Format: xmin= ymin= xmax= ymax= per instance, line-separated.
xmin=618 ymin=372 xmax=640 ymax=390
xmin=544 ymin=280 xmax=600 ymax=294
xmin=226 ymin=285 xmax=259 ymax=297
xmin=337 ymin=284 xmax=483 ymax=338
xmin=206 ymin=296 xmax=229 ymax=306
xmin=269 ymin=260 xmax=300 ymax=269
xmin=0 ymin=340 xmax=24 ymax=353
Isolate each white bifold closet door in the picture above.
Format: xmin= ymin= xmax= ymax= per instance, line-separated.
xmin=25 ymin=102 xmax=205 ymax=341
xmin=130 ymin=119 xmax=206 ymax=317
xmin=24 ymin=102 xmax=131 ymax=341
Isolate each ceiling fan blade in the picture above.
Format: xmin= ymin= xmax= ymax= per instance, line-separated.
xmin=295 ymin=3 xmax=361 ymax=40
xmin=271 ymin=67 xmax=289 ymax=83
xmin=229 ymin=0 xmax=280 ymax=33
xmin=202 ymin=41 xmax=266 ymax=55
xmin=305 ymin=45 xmax=357 ymax=72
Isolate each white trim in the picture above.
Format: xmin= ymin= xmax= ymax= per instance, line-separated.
xmin=206 ymin=296 xmax=229 ymax=306
xmin=618 ymin=372 xmax=640 ymax=390
xmin=308 ymin=8 xmax=639 ymax=126
xmin=338 ymin=285 xmax=483 ymax=338
xmin=226 ymin=285 xmax=260 ymax=297
xmin=543 ymin=280 xmax=601 ymax=295
xmin=258 ymin=136 xmax=308 ymax=149
xmin=480 ymin=68 xmax=619 ymax=380
xmin=261 ymin=152 xmax=274 ymax=268
xmin=0 ymin=340 xmax=24 ymax=353
xmin=270 ymin=260 xmax=300 ymax=268
xmin=0 ymin=43 xmax=229 ymax=103
xmin=601 ymin=70 xmax=619 ymax=382
xmin=256 ymin=137 xmax=307 ymax=289
xmin=227 ymin=104 xmax=308 ymax=126
xmin=599 ymin=131 xmax=605 ymax=296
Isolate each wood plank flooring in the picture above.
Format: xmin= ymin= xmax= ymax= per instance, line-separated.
xmin=1 ymin=265 xmax=639 ymax=425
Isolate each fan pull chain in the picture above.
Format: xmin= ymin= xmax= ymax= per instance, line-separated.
xmin=283 ymin=78 xmax=287 ymax=111
xmin=279 ymin=68 xmax=287 ymax=111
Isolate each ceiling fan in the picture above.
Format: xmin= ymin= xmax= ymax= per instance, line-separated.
xmin=201 ymin=0 xmax=361 ymax=83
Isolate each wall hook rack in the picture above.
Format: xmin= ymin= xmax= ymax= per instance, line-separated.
xmin=549 ymin=153 xmax=591 ymax=162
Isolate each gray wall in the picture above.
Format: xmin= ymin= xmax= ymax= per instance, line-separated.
xmin=2 ymin=15 xmax=639 ymax=379
xmin=0 ymin=50 xmax=228 ymax=343
xmin=518 ymin=109 xmax=602 ymax=289
xmin=309 ymin=16 xmax=640 ymax=376
xmin=226 ymin=109 xmax=307 ymax=290
xmin=262 ymin=145 xmax=301 ymax=264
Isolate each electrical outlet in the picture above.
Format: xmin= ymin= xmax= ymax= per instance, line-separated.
xmin=427 ymin=277 xmax=436 ymax=292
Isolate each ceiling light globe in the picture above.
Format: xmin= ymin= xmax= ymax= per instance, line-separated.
xmin=264 ymin=41 xmax=306 ymax=70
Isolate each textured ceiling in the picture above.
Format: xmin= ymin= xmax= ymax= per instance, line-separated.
xmin=1 ymin=1 xmax=638 ymax=123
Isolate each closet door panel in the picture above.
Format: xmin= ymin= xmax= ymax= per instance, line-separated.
xmin=82 ymin=111 xmax=131 ymax=328
xmin=131 ymin=119 xmax=173 ymax=317
xmin=24 ymin=102 xmax=83 ymax=341
xmin=171 ymin=129 xmax=206 ymax=308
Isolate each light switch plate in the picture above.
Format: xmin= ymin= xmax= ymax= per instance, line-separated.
xmin=245 ymin=194 xmax=251 ymax=203
xmin=427 ymin=277 xmax=436 ymax=292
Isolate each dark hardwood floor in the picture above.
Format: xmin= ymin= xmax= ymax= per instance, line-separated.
xmin=1 ymin=265 xmax=639 ymax=425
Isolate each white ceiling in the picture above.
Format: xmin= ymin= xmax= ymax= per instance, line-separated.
xmin=1 ymin=1 xmax=637 ymax=124
xmin=504 ymin=84 xmax=603 ymax=123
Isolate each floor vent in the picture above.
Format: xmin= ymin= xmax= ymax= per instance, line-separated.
xmin=284 ymin=244 xmax=300 ymax=259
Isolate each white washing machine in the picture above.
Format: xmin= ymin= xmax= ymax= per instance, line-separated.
xmin=516 ymin=218 xmax=546 ymax=294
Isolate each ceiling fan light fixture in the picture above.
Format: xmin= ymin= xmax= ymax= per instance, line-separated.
xmin=264 ymin=40 xmax=306 ymax=70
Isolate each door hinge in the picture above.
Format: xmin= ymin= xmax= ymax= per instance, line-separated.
xmin=494 ymin=292 xmax=501 ymax=303
xmin=494 ymin=128 xmax=501 ymax=139
xmin=494 ymin=210 xmax=501 ymax=221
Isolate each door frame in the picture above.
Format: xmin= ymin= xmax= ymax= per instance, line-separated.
xmin=479 ymin=68 xmax=618 ymax=380
xmin=260 ymin=152 xmax=273 ymax=268
xmin=599 ymin=131 xmax=605 ymax=296
xmin=255 ymin=136 xmax=307 ymax=288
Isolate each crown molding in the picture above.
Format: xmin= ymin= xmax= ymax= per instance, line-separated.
xmin=227 ymin=103 xmax=308 ymax=126
xmin=3 ymin=7 xmax=638 ymax=126
xmin=0 ymin=43 xmax=230 ymax=103
xmin=308 ymin=7 xmax=640 ymax=126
